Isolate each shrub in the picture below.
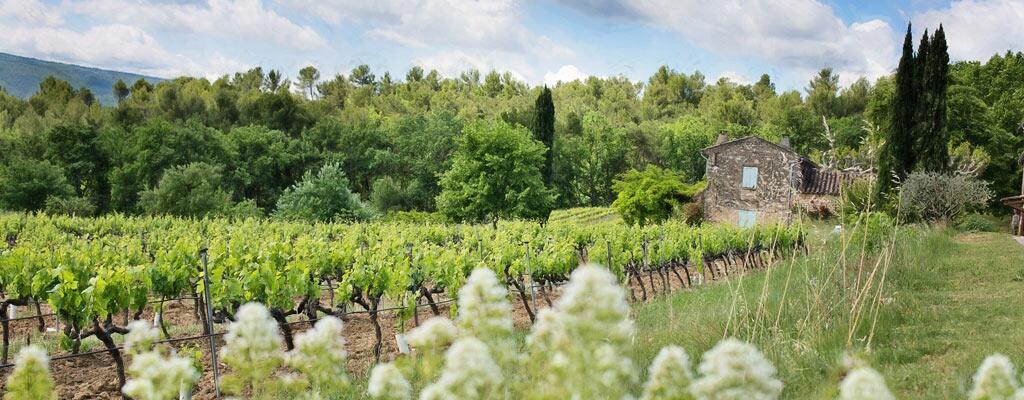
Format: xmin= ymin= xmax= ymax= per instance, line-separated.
xmin=899 ymin=172 xmax=992 ymax=222
xmin=689 ymin=338 xmax=783 ymax=400
xmin=838 ymin=178 xmax=877 ymax=223
xmin=138 ymin=162 xmax=234 ymax=218
xmin=612 ymin=166 xmax=691 ymax=226
xmin=0 ymin=159 xmax=72 ymax=212
xmin=44 ymin=196 xmax=96 ymax=217
xmin=680 ymin=202 xmax=704 ymax=226
xmin=274 ymin=163 xmax=370 ymax=222
xmin=956 ymin=213 xmax=997 ymax=233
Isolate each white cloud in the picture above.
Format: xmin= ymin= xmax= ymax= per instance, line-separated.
xmin=914 ymin=0 xmax=1024 ymax=61
xmin=276 ymin=0 xmax=573 ymax=60
xmin=558 ymin=0 xmax=897 ymax=83
xmin=412 ymin=50 xmax=531 ymax=82
xmin=544 ymin=65 xmax=590 ymax=86
xmin=717 ymin=71 xmax=751 ymax=85
xmin=0 ymin=0 xmax=61 ymax=26
xmin=68 ymin=0 xmax=326 ymax=50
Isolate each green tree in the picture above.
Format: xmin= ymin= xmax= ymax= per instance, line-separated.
xmin=533 ymin=86 xmax=555 ymax=185
xmin=43 ymin=124 xmax=112 ymax=212
xmin=113 ymin=79 xmax=130 ymax=104
xmin=0 ymin=159 xmax=73 ymax=211
xmin=806 ymin=68 xmax=840 ymax=118
xmin=297 ymin=66 xmax=321 ymax=99
xmin=138 ymin=162 xmax=236 ymax=218
xmin=877 ymin=24 xmax=919 ymax=199
xmin=611 ymin=166 xmax=693 ymax=226
xmin=917 ymin=25 xmax=950 ymax=171
xmin=274 ymin=163 xmax=369 ymax=222
xmin=657 ymin=115 xmax=716 ymax=181
xmin=225 ymin=125 xmax=310 ymax=210
xmin=436 ymin=120 xmax=554 ymax=222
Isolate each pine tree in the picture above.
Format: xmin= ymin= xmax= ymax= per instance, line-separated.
xmin=876 ymin=24 xmax=918 ymax=200
xmin=533 ymin=86 xmax=556 ymax=186
xmin=919 ymin=25 xmax=950 ymax=171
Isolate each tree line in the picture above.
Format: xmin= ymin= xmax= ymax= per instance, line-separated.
xmin=0 ymin=26 xmax=1021 ymax=221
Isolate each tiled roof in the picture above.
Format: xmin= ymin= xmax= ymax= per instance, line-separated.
xmin=799 ymin=168 xmax=866 ymax=195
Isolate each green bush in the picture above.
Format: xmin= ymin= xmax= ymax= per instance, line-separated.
xmin=138 ymin=162 xmax=235 ymax=218
xmin=274 ymin=163 xmax=370 ymax=222
xmin=899 ymin=172 xmax=992 ymax=222
xmin=44 ymin=196 xmax=96 ymax=217
xmin=380 ymin=210 xmax=448 ymax=224
xmin=0 ymin=159 xmax=73 ymax=212
xmin=955 ymin=213 xmax=997 ymax=233
xmin=612 ymin=167 xmax=696 ymax=226
xmin=838 ymin=178 xmax=877 ymax=223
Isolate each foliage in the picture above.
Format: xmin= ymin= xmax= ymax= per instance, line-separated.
xmin=436 ymin=120 xmax=554 ymax=222
xmin=899 ymin=172 xmax=993 ymax=222
xmin=969 ymin=354 xmax=1018 ymax=400
xmin=287 ymin=317 xmax=349 ymax=396
xmin=689 ymin=338 xmax=783 ymax=400
xmin=138 ymin=162 xmax=236 ymax=218
xmin=641 ymin=346 xmax=694 ymax=400
xmin=956 ymin=213 xmax=998 ymax=233
xmin=43 ymin=195 xmax=96 ymax=217
xmin=274 ymin=162 xmax=370 ymax=222
xmin=612 ymin=166 xmax=690 ymax=226
xmin=368 ymin=364 xmax=412 ymax=400
xmin=839 ymin=367 xmax=895 ymax=400
xmin=219 ymin=303 xmax=288 ymax=398
xmin=838 ymin=178 xmax=878 ymax=222
xmin=0 ymin=158 xmax=72 ymax=211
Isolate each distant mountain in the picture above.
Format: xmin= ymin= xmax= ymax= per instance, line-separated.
xmin=0 ymin=52 xmax=164 ymax=105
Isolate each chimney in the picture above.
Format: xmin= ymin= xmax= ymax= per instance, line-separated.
xmin=779 ymin=136 xmax=791 ymax=148
xmin=715 ymin=132 xmax=728 ymax=145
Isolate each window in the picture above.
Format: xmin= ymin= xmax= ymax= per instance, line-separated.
xmin=738 ymin=210 xmax=757 ymax=227
xmin=742 ymin=166 xmax=758 ymax=189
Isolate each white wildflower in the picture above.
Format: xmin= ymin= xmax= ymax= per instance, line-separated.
xmin=406 ymin=317 xmax=458 ymax=354
xmin=838 ymin=367 xmax=895 ymax=400
xmin=689 ymin=338 xmax=782 ymax=400
xmin=124 ymin=320 xmax=161 ymax=354
xmin=219 ymin=302 xmax=285 ymax=395
xmin=368 ymin=363 xmax=412 ymax=400
xmin=4 ymin=345 xmax=56 ymax=400
xmin=122 ymin=351 xmax=199 ymax=400
xmin=457 ymin=268 xmax=515 ymax=366
xmin=641 ymin=346 xmax=694 ymax=400
xmin=457 ymin=268 xmax=513 ymax=340
xmin=970 ymin=354 xmax=1018 ymax=400
xmin=288 ymin=316 xmax=349 ymax=395
xmin=420 ymin=337 xmax=502 ymax=400
xmin=526 ymin=264 xmax=636 ymax=399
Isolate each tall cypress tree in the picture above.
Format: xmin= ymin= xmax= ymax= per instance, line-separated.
xmin=913 ymin=31 xmax=932 ymax=165
xmin=919 ymin=25 xmax=950 ymax=171
xmin=533 ymin=86 xmax=556 ymax=186
xmin=877 ymin=24 xmax=918 ymax=199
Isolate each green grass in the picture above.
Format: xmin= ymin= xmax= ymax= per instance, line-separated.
xmin=629 ymin=225 xmax=1024 ymax=399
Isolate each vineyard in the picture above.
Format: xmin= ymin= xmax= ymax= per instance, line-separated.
xmin=0 ymin=213 xmax=805 ymax=398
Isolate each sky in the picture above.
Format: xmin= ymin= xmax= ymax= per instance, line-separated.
xmin=1 ymin=0 xmax=1023 ymax=91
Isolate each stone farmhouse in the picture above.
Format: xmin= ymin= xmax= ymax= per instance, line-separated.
xmin=701 ymin=135 xmax=863 ymax=227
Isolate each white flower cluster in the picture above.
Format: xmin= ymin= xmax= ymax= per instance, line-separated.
xmin=5 ymin=345 xmax=56 ymax=400
xmin=122 ymin=351 xmax=199 ymax=400
xmin=420 ymin=337 xmax=503 ymax=400
xmin=527 ymin=264 xmax=637 ymax=399
xmin=124 ymin=320 xmax=160 ymax=354
xmin=970 ymin=354 xmax=1019 ymax=400
xmin=689 ymin=338 xmax=783 ymax=400
xmin=288 ymin=316 xmax=349 ymax=394
xmin=641 ymin=346 xmax=694 ymax=400
xmin=368 ymin=363 xmax=412 ymax=400
xmin=456 ymin=268 xmax=513 ymax=342
xmin=406 ymin=317 xmax=458 ymax=354
xmin=219 ymin=303 xmax=286 ymax=390
xmin=839 ymin=367 xmax=895 ymax=400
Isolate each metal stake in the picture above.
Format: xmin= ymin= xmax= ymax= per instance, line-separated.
xmin=524 ymin=242 xmax=537 ymax=313
xmin=199 ymin=249 xmax=221 ymax=399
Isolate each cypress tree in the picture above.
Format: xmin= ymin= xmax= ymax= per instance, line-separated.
xmin=533 ymin=86 xmax=556 ymax=185
xmin=919 ymin=25 xmax=950 ymax=171
xmin=913 ymin=31 xmax=932 ymax=166
xmin=877 ymin=24 xmax=918 ymax=200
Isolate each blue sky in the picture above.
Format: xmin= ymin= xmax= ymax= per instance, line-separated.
xmin=1 ymin=0 xmax=1022 ymax=92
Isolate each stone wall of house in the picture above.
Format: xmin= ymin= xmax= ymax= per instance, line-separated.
xmin=702 ymin=138 xmax=802 ymax=226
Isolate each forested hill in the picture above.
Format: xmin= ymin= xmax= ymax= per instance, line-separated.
xmin=0 ymin=52 xmax=162 ymax=105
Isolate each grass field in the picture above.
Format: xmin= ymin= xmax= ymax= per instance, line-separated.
xmin=630 ymin=225 xmax=1024 ymax=398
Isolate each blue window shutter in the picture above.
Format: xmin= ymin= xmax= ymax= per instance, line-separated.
xmin=738 ymin=210 xmax=757 ymax=227
xmin=742 ymin=167 xmax=758 ymax=188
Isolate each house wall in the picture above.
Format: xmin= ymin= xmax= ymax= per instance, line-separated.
xmin=703 ymin=139 xmax=801 ymax=226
